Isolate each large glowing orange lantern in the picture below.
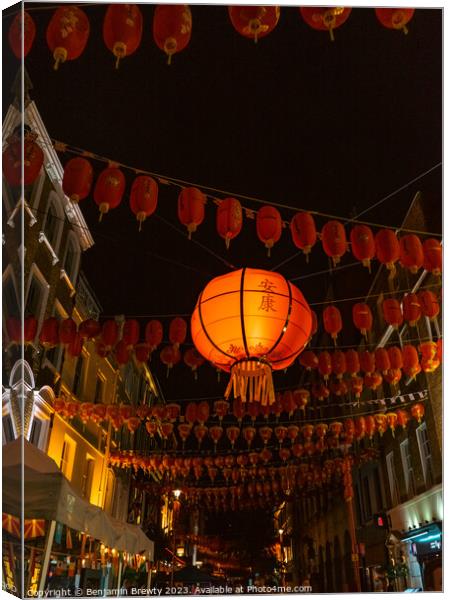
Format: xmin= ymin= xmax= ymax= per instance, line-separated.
xmin=94 ymin=166 xmax=126 ymax=221
xmin=8 ymin=10 xmax=36 ymax=59
xmin=216 ymin=198 xmax=243 ymax=249
xmin=103 ymin=4 xmax=143 ymax=68
xmin=321 ymin=220 xmax=347 ymax=266
xmin=178 ymin=187 xmax=206 ymax=239
xmin=46 ymin=5 xmax=90 ymax=70
xmin=375 ymin=8 xmax=415 ymax=34
xmin=300 ymin=7 xmax=351 ymax=41
xmin=191 ymin=268 xmax=312 ymax=405
xmin=228 ymin=6 xmax=280 ymax=42
xmin=256 ymin=206 xmax=282 ymax=256
xmin=153 ymin=4 xmax=192 ymax=64
xmin=290 ymin=212 xmax=317 ymax=261
xmin=130 ymin=176 xmax=158 ymax=231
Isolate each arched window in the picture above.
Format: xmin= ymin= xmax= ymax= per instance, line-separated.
xmin=62 ymin=231 xmax=81 ymax=285
xmin=42 ymin=192 xmax=64 ymax=255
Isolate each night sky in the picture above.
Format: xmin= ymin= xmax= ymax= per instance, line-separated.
xmin=3 ymin=4 xmax=442 ymax=402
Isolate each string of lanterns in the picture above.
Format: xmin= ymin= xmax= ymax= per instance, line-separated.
xmin=8 ymin=6 xmax=416 ymax=69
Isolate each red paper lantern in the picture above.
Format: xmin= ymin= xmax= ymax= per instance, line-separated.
xmin=169 ymin=317 xmax=187 ymax=348
xmin=196 ymin=400 xmax=210 ymax=425
xmin=402 ymin=345 xmax=420 ymax=379
xmin=62 ymin=157 xmax=93 ymax=203
xmin=422 ymin=239 xmax=442 ymax=276
xmin=399 ymin=234 xmax=424 ymax=274
xmin=375 ymin=413 xmax=388 ymax=436
xmin=365 ymin=415 xmax=376 ymax=439
xmin=349 ymin=376 xmax=363 ymax=398
xmin=130 ymin=176 xmax=158 ymax=231
xmin=354 ymin=416 xmax=366 ymax=440
xmin=331 ymin=350 xmax=346 ymax=379
xmin=388 ymin=346 xmax=403 ymax=369
xmin=214 ymin=400 xmax=229 ymax=423
xmin=287 ymin=425 xmax=299 ymax=442
xmin=228 ymin=6 xmax=280 ymax=42
xmin=410 ymin=402 xmax=425 ymax=423
xmin=359 ymin=350 xmax=375 ymax=374
xmin=92 ymin=404 xmax=107 ymax=424
xmin=127 ymin=416 xmax=141 ymax=434
xmin=375 ymin=229 xmax=400 ymax=272
xmin=23 ymin=316 xmax=37 ymax=344
xmin=375 ymin=8 xmax=415 ymax=34
xmin=383 ymin=368 xmax=402 ymax=387
xmin=294 ymin=388 xmax=311 ymax=409
xmin=364 ymin=371 xmax=383 ymax=391
xmin=232 ymin=398 xmax=245 ymax=424
xmin=165 ymin=403 xmax=180 ymax=422
xmin=103 ymin=4 xmax=143 ymax=68
xmin=418 ymin=290 xmax=440 ymax=319
xmin=323 ymin=305 xmax=342 ymax=342
xmin=46 ymin=6 xmax=90 ymax=69
xmin=247 ymin=402 xmax=260 ymax=423
xmin=79 ymin=319 xmax=101 ymax=340
xmin=382 ymin=298 xmax=403 ymax=328
xmin=122 ymin=319 xmax=139 ymax=348
xmin=115 ymin=340 xmax=130 ymax=365
xmin=145 ymin=320 xmax=163 ymax=351
xmin=321 ymin=221 xmax=347 ymax=266
xmin=396 ymin=409 xmax=410 ymax=429
xmin=160 ymin=345 xmax=181 ymax=375
xmin=226 ymin=425 xmax=240 ymax=449
xmin=101 ymin=320 xmax=119 ymax=350
xmin=419 ymin=341 xmax=438 ymax=361
xmin=345 ymin=349 xmax=360 ymax=376
xmin=216 ymin=198 xmax=243 ymax=249
xmin=375 ymin=348 xmax=391 ymax=374
xmin=352 ymin=303 xmax=373 ymax=337
xmin=194 ymin=425 xmax=208 ymax=448
xmin=59 ymin=318 xmax=77 ymax=346
xmin=178 ymin=187 xmax=206 ymax=238
xmin=191 ymin=268 xmax=312 ymax=404
xmin=39 ymin=317 xmax=59 ymax=348
xmin=330 ymin=379 xmax=348 ymax=397
xmin=209 ymin=425 xmax=224 ymax=450
xmin=135 ymin=343 xmax=151 ymax=364
xmin=243 ymin=426 xmax=257 ymax=449
xmin=318 ymin=351 xmax=332 ymax=380
xmin=311 ymin=382 xmax=329 ymax=401
xmin=3 ymin=133 xmax=44 ymax=188
xmin=350 ymin=225 xmax=375 ymax=270
xmin=184 ymin=347 xmax=205 ymax=377
xmin=402 ymin=293 xmax=422 ymax=327
xmin=8 ymin=10 xmax=36 ymax=59
xmin=256 ymin=206 xmax=282 ymax=256
xmin=299 ymin=350 xmax=318 ymax=370
xmin=300 ymin=7 xmax=351 ymax=41
xmin=290 ymin=212 xmax=317 ymax=260
xmin=153 ymin=4 xmax=192 ymax=64
xmin=185 ymin=402 xmax=197 ymax=425
xmin=94 ymin=166 xmax=125 ymax=221
xmin=68 ymin=333 xmax=83 ymax=358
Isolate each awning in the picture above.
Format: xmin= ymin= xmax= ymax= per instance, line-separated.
xmin=395 ymin=523 xmax=442 ymax=544
xmin=2 ymin=438 xmax=154 ymax=558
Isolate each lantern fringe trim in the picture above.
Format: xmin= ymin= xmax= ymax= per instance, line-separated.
xmin=225 ymin=359 xmax=275 ymax=405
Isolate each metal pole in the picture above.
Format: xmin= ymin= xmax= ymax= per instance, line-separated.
xmin=37 ymin=520 xmax=56 ymax=592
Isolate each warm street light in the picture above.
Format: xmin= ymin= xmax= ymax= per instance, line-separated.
xmin=173 ymin=489 xmax=181 ymax=499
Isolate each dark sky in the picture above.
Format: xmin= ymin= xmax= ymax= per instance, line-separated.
xmin=3 ymin=4 xmax=442 ymax=401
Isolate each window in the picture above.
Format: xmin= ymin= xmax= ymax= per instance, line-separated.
xmin=81 ymin=457 xmax=95 ymax=500
xmin=363 ymin=476 xmax=372 ymax=520
xmin=60 ymin=435 xmax=76 ymax=480
xmin=29 ymin=418 xmax=42 ymax=446
xmin=2 ymin=415 xmax=15 ymax=443
xmin=25 ymin=266 xmax=49 ymax=325
xmin=416 ymin=423 xmax=433 ymax=486
xmin=386 ymin=451 xmax=400 ymax=506
xmin=42 ymin=193 xmax=64 ymax=253
xmin=73 ymin=353 xmax=86 ymax=398
xmin=3 ymin=270 xmax=19 ymax=319
xmin=62 ymin=233 xmax=80 ymax=285
xmin=44 ymin=301 xmax=67 ymax=372
xmin=94 ymin=373 xmax=105 ymax=404
xmin=400 ymin=439 xmax=416 ymax=497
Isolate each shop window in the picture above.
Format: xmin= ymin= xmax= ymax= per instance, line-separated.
xmin=386 ymin=451 xmax=400 ymax=506
xmin=2 ymin=414 xmax=15 ymax=443
xmin=81 ymin=456 xmax=95 ymax=500
xmin=416 ymin=423 xmax=433 ymax=487
xmin=60 ymin=435 xmax=76 ymax=480
xmin=400 ymin=439 xmax=416 ymax=497
xmin=62 ymin=232 xmax=80 ymax=286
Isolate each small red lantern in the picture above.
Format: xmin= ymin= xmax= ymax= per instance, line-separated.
xmin=103 ymin=4 xmax=143 ymax=68
xmin=383 ymin=368 xmax=402 ymax=387
xmin=256 ymin=206 xmax=282 ymax=256
xmin=92 ymin=403 xmax=107 ymax=424
xmin=178 ymin=187 xmax=206 ymax=239
xmin=68 ymin=333 xmax=83 ymax=358
xmin=375 ymin=348 xmax=391 ymax=374
xmin=402 ymin=345 xmax=420 ymax=379
xmin=350 ymin=225 xmax=375 ymax=270
xmin=311 ymin=382 xmax=329 ymax=401
xmin=318 ymin=351 xmax=332 ymax=380
xmin=178 ymin=423 xmax=192 ymax=446
xmin=8 ymin=10 xmax=36 ymax=59
xmin=354 ymin=416 xmax=366 ymax=440
xmin=375 ymin=228 xmax=400 ymax=272
xmin=232 ymin=398 xmax=245 ymax=424
xmin=315 ymin=423 xmax=328 ymax=440
xmin=135 ymin=343 xmax=151 ymax=364
xmin=259 ymin=426 xmax=272 ymax=445
xmin=352 ymin=303 xmax=373 ymax=337
xmin=160 ymin=345 xmax=181 ymax=375
xmin=345 ymin=349 xmax=360 ymax=375
xmin=214 ymin=400 xmax=229 ymax=423
xmin=243 ymin=426 xmax=257 ymax=449
xmin=323 ymin=305 xmax=342 ymax=343
xmin=247 ymin=402 xmax=260 ymax=423
xmin=422 ymin=239 xmax=442 ymax=276
xmin=299 ymin=350 xmax=319 ymax=370
xmin=153 ymin=4 xmax=192 ymax=64
xmin=301 ymin=424 xmax=314 ymax=443
xmin=216 ymin=198 xmax=243 ymax=249
xmin=281 ymin=390 xmax=296 ymax=417
xmin=169 ymin=317 xmax=187 ymax=348
xmin=300 ymin=7 xmax=351 ymax=41
xmin=79 ymin=319 xmax=101 ymax=340
xmin=278 ymin=448 xmax=291 ymax=463
xmin=365 ymin=415 xmax=376 ymax=439
xmin=410 ymin=402 xmax=425 ymax=423
xmin=399 ymin=234 xmax=424 ymax=274
xmin=165 ymin=403 xmax=181 ymax=422
xmin=396 ymin=409 xmax=410 ymax=429
xmin=62 ymin=157 xmax=93 ymax=203
xmin=330 ymin=379 xmax=348 ymax=397
xmin=419 ymin=341 xmax=438 ymax=361
xmin=329 ymin=421 xmax=343 ymax=437
xmin=375 ymin=413 xmax=388 ymax=437
xmin=46 ymin=5 xmax=90 ymax=69
xmin=364 ymin=371 xmax=383 ymax=391
xmin=311 ymin=310 xmax=318 ymax=336
xmin=3 ymin=132 xmax=44 ymax=188
xmin=287 ymin=424 xmax=299 ymax=442
xmin=184 ymin=347 xmax=204 ymax=378
xmin=226 ymin=425 xmax=240 ymax=449
xmin=145 ymin=320 xmax=163 ymax=351
xmin=349 ymin=376 xmax=363 ymax=398
xmin=418 ymin=290 xmax=440 ymax=320
xmin=386 ymin=412 xmax=398 ymax=436
xmin=130 ymin=176 xmax=158 ymax=231
xmin=290 ymin=212 xmax=317 ymax=260
xmin=294 ymin=388 xmax=311 ymax=410
xmin=115 ymin=340 xmax=130 ymax=365
xmin=382 ymin=298 xmax=403 ymax=328
xmin=388 ymin=346 xmax=403 ymax=369
xmin=102 ymin=320 xmax=119 ymax=350
xmin=375 ymin=8 xmax=415 ymax=34
xmin=359 ymin=350 xmax=375 ymax=374
xmin=94 ymin=166 xmax=126 ymax=221
xmin=194 ymin=425 xmax=208 ymax=449
xmin=24 ymin=316 xmax=37 ymax=344
xmin=331 ymin=350 xmax=346 ymax=379
xmin=321 ymin=220 xmax=347 ymax=266
xmin=127 ymin=416 xmax=141 ymax=434
xmin=228 ymin=6 xmax=280 ymax=42
xmin=196 ymin=400 xmax=210 ymax=425
xmin=402 ymin=293 xmax=422 ymax=327
xmin=122 ymin=319 xmax=139 ymax=348
xmin=39 ymin=317 xmax=59 ymax=348
xmin=59 ymin=318 xmax=77 ymax=346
